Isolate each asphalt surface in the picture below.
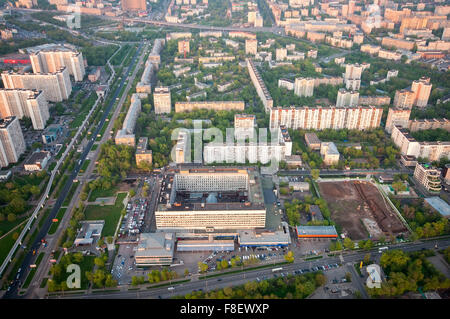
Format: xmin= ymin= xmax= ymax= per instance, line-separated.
xmin=2 ymin=42 xmax=144 ymax=299
xmin=49 ymin=238 xmax=450 ymax=299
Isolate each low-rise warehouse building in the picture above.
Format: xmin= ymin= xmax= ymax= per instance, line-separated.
xmin=296 ymin=225 xmax=338 ymax=238
xmin=177 ymin=239 xmax=235 ymax=252
xmin=135 ymin=232 xmax=175 ymax=266
xmin=238 ymin=228 xmax=291 ymax=247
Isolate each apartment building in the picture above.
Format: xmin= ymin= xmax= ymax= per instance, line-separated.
xmin=0 ymin=89 xmax=49 ymax=130
xmin=413 ymin=163 xmax=442 ymax=193
xmin=175 ymin=101 xmax=244 ymax=113
xmin=278 ymin=78 xmax=294 ymax=91
xmin=393 ymin=89 xmax=415 ymax=109
xmin=305 ymin=132 xmax=321 ymax=150
xmin=344 ymin=63 xmax=363 ymax=91
xmin=391 ymin=125 xmax=450 ymax=162
xmin=30 ymin=47 xmax=86 ymax=82
xmin=246 ymin=59 xmax=273 ymax=112
xmin=178 ymin=40 xmax=190 ymax=55
xmin=175 ymin=131 xmax=190 ymax=164
xmin=1 ymin=68 xmax=72 ymax=102
xmin=276 ymin=48 xmax=287 ymax=61
xmin=294 ymin=77 xmax=314 ymax=97
xmin=245 ymin=39 xmax=258 ymax=55
xmin=136 ymin=59 xmax=155 ymax=94
xmin=381 ymin=37 xmax=415 ymax=51
xmin=234 ymin=114 xmax=256 ymax=139
xmin=409 ymin=118 xmax=450 ymax=132
xmin=385 ymin=107 xmax=411 ymax=133
xmin=148 ymin=38 xmax=165 ymax=65
xmin=203 ymin=126 xmax=292 ymax=165
xmin=336 ymin=88 xmax=359 ymax=107
xmin=411 ymin=77 xmax=432 ymax=108
xmin=153 ymin=87 xmax=171 ymax=114
xmin=135 ymin=137 xmax=152 ymax=167
xmin=269 ymin=105 xmax=382 ymax=131
xmin=115 ymin=94 xmax=141 ymax=147
xmin=121 ymin=0 xmax=146 ymax=11
xmin=378 ymin=49 xmax=402 ymax=61
xmin=358 ymin=95 xmax=391 ymax=106
xmin=0 ymin=116 xmax=26 ymax=168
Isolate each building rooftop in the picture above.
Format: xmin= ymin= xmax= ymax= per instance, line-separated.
xmin=135 ymin=232 xmax=175 ymax=258
xmin=425 ymin=197 xmax=450 ymax=217
xmin=296 ymin=226 xmax=338 ymax=237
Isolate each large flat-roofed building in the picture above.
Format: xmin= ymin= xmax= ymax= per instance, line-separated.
xmin=135 ymin=137 xmax=152 ymax=167
xmin=305 ymin=133 xmax=321 ymax=150
xmin=115 ymin=94 xmax=141 ymax=147
xmin=414 ymin=163 xmax=442 ymax=193
xmin=153 ymin=87 xmax=171 ymax=114
xmin=246 ymin=59 xmax=273 ymax=112
xmin=296 ymin=225 xmax=338 ymax=238
xmin=136 ymin=60 xmax=155 ymax=95
xmin=24 ymin=150 xmax=50 ymax=171
xmin=155 ymin=168 xmax=266 ymax=231
xmin=175 ymin=101 xmax=244 ymax=113
xmin=0 ymin=89 xmax=49 ymax=130
xmin=270 ymin=105 xmax=382 ymax=131
xmin=177 ymin=239 xmax=235 ymax=252
xmin=411 ymin=77 xmax=432 ymax=108
xmin=135 ymin=232 xmax=174 ymax=266
xmin=238 ymin=228 xmax=291 ymax=247
xmin=245 ymin=39 xmax=258 ymax=55
xmin=1 ymin=68 xmax=72 ymax=102
xmin=147 ymin=38 xmax=165 ymax=65
xmin=0 ymin=116 xmax=26 ymax=168
xmin=42 ymin=124 xmax=63 ymax=144
xmin=394 ymin=89 xmax=415 ymax=109
xmin=409 ymin=118 xmax=450 ymax=132
xmin=30 ymin=46 xmax=85 ymax=82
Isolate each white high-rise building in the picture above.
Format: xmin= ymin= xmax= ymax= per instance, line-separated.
xmin=336 ymin=88 xmax=359 ymax=107
xmin=0 ymin=116 xmax=26 ymax=167
xmin=294 ymin=77 xmax=314 ymax=97
xmin=0 ymin=89 xmax=49 ymax=130
xmin=30 ymin=47 xmax=85 ymax=82
xmin=344 ymin=63 xmax=363 ymax=90
xmin=1 ymin=68 xmax=72 ymax=102
xmin=153 ymin=87 xmax=171 ymax=114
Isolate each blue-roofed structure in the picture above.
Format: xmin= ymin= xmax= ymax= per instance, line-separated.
xmin=296 ymin=225 xmax=338 ymax=238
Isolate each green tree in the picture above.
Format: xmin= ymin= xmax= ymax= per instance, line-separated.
xmin=284 ymin=251 xmax=295 ymax=263
xmin=311 ymin=169 xmax=320 ymax=180
xmin=343 ymin=237 xmax=355 ymax=250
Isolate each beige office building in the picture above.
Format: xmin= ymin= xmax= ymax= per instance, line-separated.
xmin=0 ymin=116 xmax=26 ymax=168
xmin=1 ymin=68 xmax=72 ymax=102
xmin=153 ymin=87 xmax=171 ymax=114
xmin=30 ymin=47 xmax=86 ymax=82
xmin=0 ymin=89 xmax=49 ymax=130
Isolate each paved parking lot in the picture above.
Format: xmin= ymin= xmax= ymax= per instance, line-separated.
xmin=309 ymin=266 xmax=361 ymax=299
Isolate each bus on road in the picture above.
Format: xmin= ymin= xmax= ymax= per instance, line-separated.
xmin=272 ymin=267 xmax=283 ymax=273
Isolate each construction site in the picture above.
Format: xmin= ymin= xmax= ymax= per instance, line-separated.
xmin=317 ymin=180 xmax=409 ymax=240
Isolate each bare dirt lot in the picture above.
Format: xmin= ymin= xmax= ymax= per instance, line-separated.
xmin=318 ymin=181 xmax=408 ymax=240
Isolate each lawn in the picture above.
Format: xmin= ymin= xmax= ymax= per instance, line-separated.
xmin=88 ymin=186 xmax=118 ymax=202
xmin=84 ymin=192 xmax=127 ymax=237
xmin=0 ymin=216 xmax=27 ymax=237
xmin=80 ymin=160 xmax=90 ymax=173
xmin=48 ymin=208 xmax=67 ymax=235
xmin=0 ymin=231 xmax=18 ymax=265
xmin=63 ymin=182 xmax=79 ymax=206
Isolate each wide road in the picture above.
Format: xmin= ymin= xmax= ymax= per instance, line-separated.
xmin=49 ymin=238 xmax=450 ymax=299
xmin=2 ymin=42 xmax=144 ymax=299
